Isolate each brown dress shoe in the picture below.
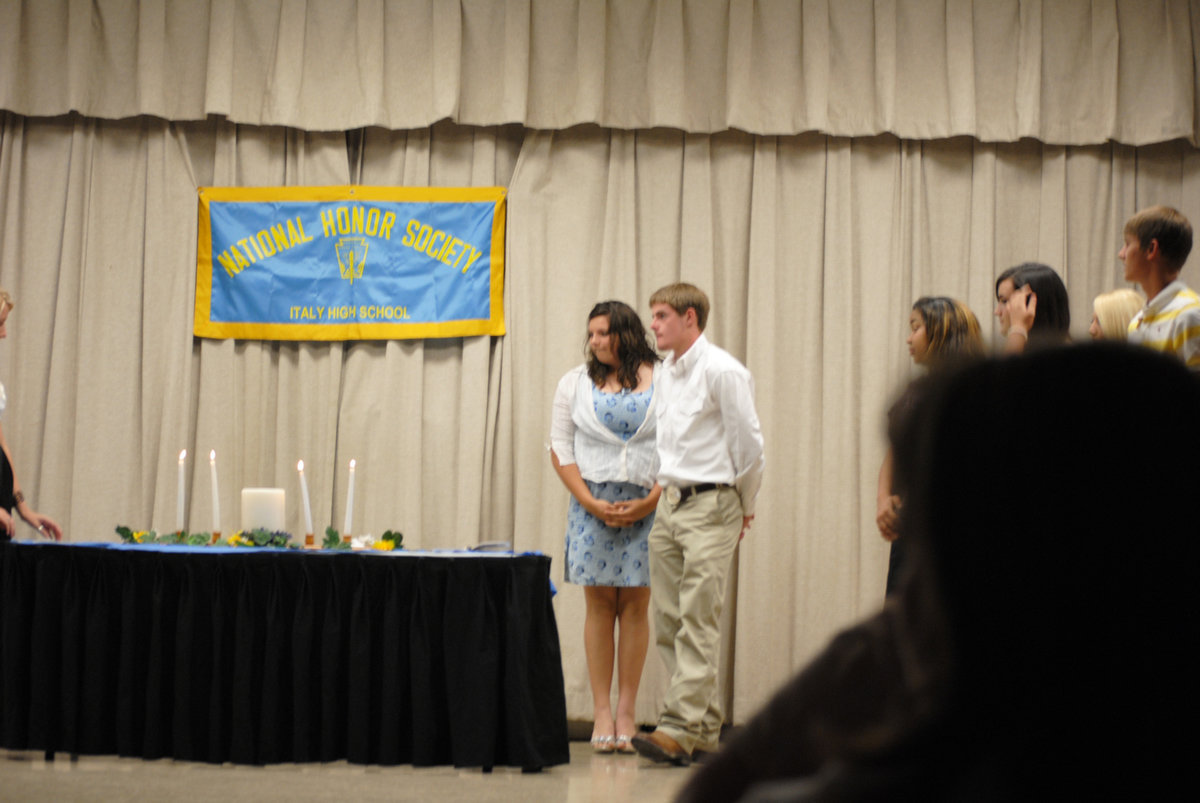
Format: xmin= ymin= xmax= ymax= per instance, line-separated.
xmin=630 ymin=730 xmax=691 ymax=766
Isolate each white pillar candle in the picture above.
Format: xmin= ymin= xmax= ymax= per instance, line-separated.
xmin=343 ymin=459 xmax=356 ymax=535
xmin=176 ymin=449 xmax=187 ymax=532
xmin=241 ymin=488 xmax=285 ymax=532
xmin=297 ymin=460 xmax=314 ymax=536
xmin=209 ymin=450 xmax=221 ymax=534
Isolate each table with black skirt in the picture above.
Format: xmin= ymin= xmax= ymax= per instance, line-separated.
xmin=0 ymin=541 xmax=569 ymax=770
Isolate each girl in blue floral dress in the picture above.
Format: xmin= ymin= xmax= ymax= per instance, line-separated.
xmin=550 ymin=300 xmax=660 ymax=754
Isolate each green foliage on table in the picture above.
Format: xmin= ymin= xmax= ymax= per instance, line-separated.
xmin=323 ymin=525 xmax=350 ymax=550
xmin=246 ymin=528 xmax=292 ymax=548
xmin=380 ymin=530 xmax=404 ymax=549
xmin=116 ymin=525 xmax=178 ymax=544
xmin=117 ymin=524 xmax=294 ymax=548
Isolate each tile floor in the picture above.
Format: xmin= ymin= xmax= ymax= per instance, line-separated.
xmin=0 ymin=740 xmax=695 ymax=802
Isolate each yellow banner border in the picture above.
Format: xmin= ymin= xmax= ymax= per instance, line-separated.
xmin=194 ymin=186 xmax=506 ymax=341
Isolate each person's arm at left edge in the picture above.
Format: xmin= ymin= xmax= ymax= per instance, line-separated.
xmin=717 ymin=369 xmax=764 ymax=540
xmin=0 ymin=420 xmax=62 ymax=540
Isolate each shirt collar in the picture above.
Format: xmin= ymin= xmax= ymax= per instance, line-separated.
xmin=1147 ymin=279 xmax=1186 ymax=313
xmin=667 ymin=333 xmax=708 ymax=375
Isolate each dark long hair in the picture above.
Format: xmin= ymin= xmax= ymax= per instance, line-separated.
xmin=996 ymin=263 xmax=1071 ymax=341
xmin=585 ymin=300 xmax=660 ymax=389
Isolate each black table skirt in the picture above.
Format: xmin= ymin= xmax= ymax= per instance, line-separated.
xmin=0 ymin=542 xmax=569 ymax=769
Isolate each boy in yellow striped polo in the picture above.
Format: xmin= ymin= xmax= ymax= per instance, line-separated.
xmin=1120 ymin=205 xmax=1200 ymax=372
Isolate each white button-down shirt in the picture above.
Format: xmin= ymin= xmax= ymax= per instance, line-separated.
xmin=655 ymin=334 xmax=765 ymax=516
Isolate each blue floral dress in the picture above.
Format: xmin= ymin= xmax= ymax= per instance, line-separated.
xmin=564 ymin=385 xmax=654 ymax=586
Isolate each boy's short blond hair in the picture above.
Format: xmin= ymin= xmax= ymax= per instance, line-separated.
xmin=648 ymin=283 xmax=710 ymax=331
xmin=1124 ymin=205 xmax=1193 ymax=273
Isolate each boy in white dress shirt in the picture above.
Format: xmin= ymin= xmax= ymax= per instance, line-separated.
xmin=630 ymin=283 xmax=764 ymax=766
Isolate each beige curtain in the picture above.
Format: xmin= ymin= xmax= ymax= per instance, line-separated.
xmin=0 ymin=114 xmax=523 ymax=548
xmin=5 ymin=0 xmax=1200 ymax=730
xmin=2 ymin=0 xmax=1198 ymax=144
xmin=5 ymin=112 xmax=1200 ymax=723
xmin=506 ymin=128 xmax=1200 ymax=720
xmin=5 ymin=123 xmax=1200 ymax=728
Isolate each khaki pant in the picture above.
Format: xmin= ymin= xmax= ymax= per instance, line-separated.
xmin=647 ymin=485 xmax=743 ymax=753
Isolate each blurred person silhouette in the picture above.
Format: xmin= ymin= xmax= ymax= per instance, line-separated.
xmin=678 ymin=343 xmax=1199 ymax=801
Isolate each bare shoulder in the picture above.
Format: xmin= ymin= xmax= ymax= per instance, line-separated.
xmin=636 ymin=362 xmax=655 ymax=392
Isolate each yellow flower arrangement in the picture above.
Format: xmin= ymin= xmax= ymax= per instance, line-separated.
xmin=132 ymin=530 xmax=151 ymax=543
xmin=227 ymin=531 xmax=250 ymax=547
xmin=370 ymin=539 xmax=394 ymax=551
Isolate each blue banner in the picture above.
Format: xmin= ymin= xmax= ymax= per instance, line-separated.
xmin=195 ymin=186 xmax=505 ymax=340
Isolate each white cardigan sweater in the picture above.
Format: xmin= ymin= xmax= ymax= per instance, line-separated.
xmin=549 ymin=363 xmax=659 ymax=489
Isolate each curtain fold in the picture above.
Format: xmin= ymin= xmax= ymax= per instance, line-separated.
xmin=2 ymin=0 xmax=1198 ymax=145
xmin=4 ymin=114 xmax=1200 ymax=726
xmin=505 ymin=127 xmax=1200 ymax=721
xmin=0 ymin=114 xmax=522 ymax=550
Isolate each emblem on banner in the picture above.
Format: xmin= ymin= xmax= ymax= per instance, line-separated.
xmin=336 ymin=237 xmax=369 ymax=284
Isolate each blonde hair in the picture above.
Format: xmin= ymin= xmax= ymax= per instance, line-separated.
xmin=0 ymin=289 xmax=12 ymax=316
xmin=648 ymin=283 xmax=710 ymax=331
xmin=1092 ymin=288 xmax=1144 ymax=340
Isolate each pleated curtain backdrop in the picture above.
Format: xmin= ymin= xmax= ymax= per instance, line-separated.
xmin=3 ymin=1 xmax=1199 ymax=144
xmin=4 ymin=0 xmax=1200 ymax=727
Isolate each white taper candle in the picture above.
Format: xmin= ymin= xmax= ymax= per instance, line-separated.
xmin=209 ymin=450 xmax=220 ymax=534
xmin=297 ymin=460 xmax=314 ymax=535
xmin=176 ymin=449 xmax=187 ymax=532
xmin=344 ymin=459 xmax=356 ymax=535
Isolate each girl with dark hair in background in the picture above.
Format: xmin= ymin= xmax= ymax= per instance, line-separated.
xmin=994 ymin=262 xmax=1071 ymax=353
xmin=877 ymin=297 xmax=982 ymax=595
